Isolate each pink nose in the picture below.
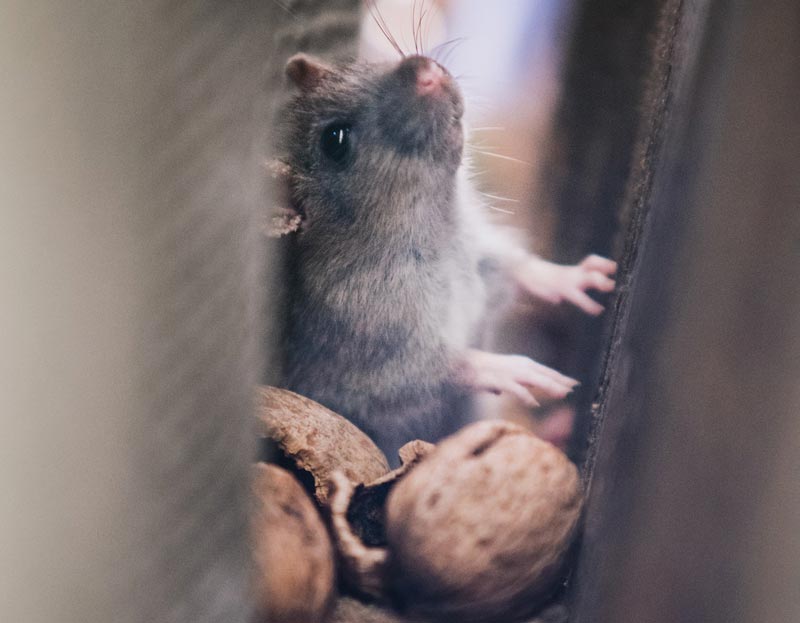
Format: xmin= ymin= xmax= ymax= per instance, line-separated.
xmin=416 ymin=60 xmax=446 ymax=95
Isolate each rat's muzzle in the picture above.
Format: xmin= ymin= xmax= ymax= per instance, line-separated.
xmin=378 ymin=55 xmax=464 ymax=163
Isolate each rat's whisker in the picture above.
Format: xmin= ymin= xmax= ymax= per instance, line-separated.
xmin=367 ymin=0 xmax=405 ymax=58
xmin=431 ymin=37 xmax=467 ymax=56
xmin=411 ymin=0 xmax=419 ymax=54
xmin=431 ymin=37 xmax=467 ymax=66
xmin=413 ymin=0 xmax=430 ymax=55
xmin=441 ymin=47 xmax=458 ymax=68
xmin=423 ymin=1 xmax=438 ymax=54
xmin=441 ymin=39 xmax=469 ymax=68
xmin=480 ymin=192 xmax=520 ymax=203
xmin=415 ymin=1 xmax=424 ymax=54
xmin=471 ymin=149 xmax=532 ymax=166
xmin=487 ymin=205 xmax=516 ymax=215
xmin=418 ymin=0 xmax=434 ymax=56
xmin=418 ymin=1 xmax=424 ymax=54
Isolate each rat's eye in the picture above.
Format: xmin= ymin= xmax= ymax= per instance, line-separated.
xmin=320 ymin=123 xmax=352 ymax=163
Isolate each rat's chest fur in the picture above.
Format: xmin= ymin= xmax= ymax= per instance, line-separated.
xmin=283 ymin=176 xmax=490 ymax=446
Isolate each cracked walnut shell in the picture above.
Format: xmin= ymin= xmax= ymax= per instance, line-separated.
xmin=257 ymin=386 xmax=390 ymax=503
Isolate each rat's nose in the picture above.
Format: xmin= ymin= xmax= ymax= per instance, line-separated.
xmin=398 ymin=55 xmax=450 ymax=96
xmin=416 ymin=59 xmax=446 ymax=95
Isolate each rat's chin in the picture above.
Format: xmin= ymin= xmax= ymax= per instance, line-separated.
xmin=420 ymin=123 xmax=464 ymax=173
xmin=448 ymin=121 xmax=465 ymax=156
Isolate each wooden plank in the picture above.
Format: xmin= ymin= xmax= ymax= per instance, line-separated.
xmin=568 ymin=0 xmax=800 ymax=620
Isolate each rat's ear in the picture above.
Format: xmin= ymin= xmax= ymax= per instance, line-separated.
xmin=285 ymin=54 xmax=332 ymax=90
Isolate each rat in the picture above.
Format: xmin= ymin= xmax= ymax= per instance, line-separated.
xmin=270 ymin=52 xmax=616 ymax=462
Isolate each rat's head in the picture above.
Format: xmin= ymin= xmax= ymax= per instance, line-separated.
xmin=280 ymin=53 xmax=464 ymax=229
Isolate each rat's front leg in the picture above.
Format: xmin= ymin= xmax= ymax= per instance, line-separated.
xmin=452 ymin=349 xmax=579 ymax=407
xmin=512 ymin=254 xmax=617 ymax=316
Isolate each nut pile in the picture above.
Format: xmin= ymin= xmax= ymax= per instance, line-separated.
xmin=251 ymin=386 xmax=583 ymax=623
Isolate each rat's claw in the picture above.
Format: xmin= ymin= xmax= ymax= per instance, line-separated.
xmin=581 ymin=254 xmax=618 ymax=274
xmin=566 ymin=288 xmax=605 ymax=316
xmin=520 ymin=372 xmax=572 ymax=400
xmin=454 ymin=350 xmax=578 ymax=407
xmin=507 ymin=383 xmax=541 ymax=408
xmin=502 ymin=355 xmax=576 ymax=399
xmin=583 ymin=271 xmax=616 ymax=292
xmin=527 ymin=359 xmax=580 ymax=387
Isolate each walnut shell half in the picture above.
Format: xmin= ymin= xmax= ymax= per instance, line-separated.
xmin=385 ymin=420 xmax=582 ymax=622
xmin=257 ymin=386 xmax=390 ymax=504
xmin=251 ymin=463 xmax=335 ymax=623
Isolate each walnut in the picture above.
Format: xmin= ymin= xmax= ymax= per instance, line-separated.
xmin=250 ymin=463 xmax=335 ymax=623
xmin=256 ymin=386 xmax=390 ymax=504
xmin=385 ymin=420 xmax=582 ymax=622
xmin=327 ymin=440 xmax=435 ymax=599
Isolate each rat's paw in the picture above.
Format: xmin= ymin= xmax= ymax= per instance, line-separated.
xmin=454 ymin=349 xmax=579 ymax=407
xmin=513 ymin=254 xmax=617 ymax=316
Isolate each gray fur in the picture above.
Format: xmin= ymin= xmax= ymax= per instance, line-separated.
xmin=277 ymin=55 xmax=515 ymax=459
